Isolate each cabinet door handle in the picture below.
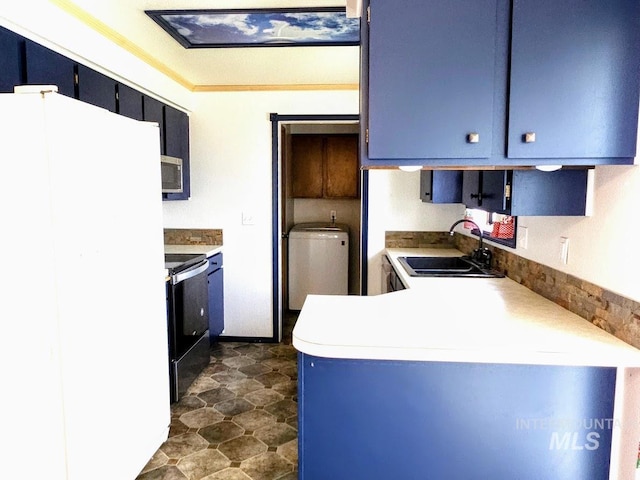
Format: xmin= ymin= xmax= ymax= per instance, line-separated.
xmin=467 ymin=132 xmax=480 ymax=144
xmin=523 ymin=132 xmax=536 ymax=143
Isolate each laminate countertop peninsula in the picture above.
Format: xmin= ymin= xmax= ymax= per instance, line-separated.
xmin=292 ymin=247 xmax=640 ymax=367
xmin=293 ymin=248 xmax=640 ymax=479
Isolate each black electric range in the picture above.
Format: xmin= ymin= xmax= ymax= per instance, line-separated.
xmin=164 ymin=252 xmax=210 ymax=402
xmin=165 ymin=253 xmax=207 ymax=274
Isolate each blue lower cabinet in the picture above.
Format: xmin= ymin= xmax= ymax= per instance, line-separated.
xmin=207 ymin=253 xmax=224 ymax=343
xmin=298 ymin=353 xmax=616 ymax=480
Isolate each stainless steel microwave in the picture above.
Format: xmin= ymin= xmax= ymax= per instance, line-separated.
xmin=161 ymin=155 xmax=183 ymax=193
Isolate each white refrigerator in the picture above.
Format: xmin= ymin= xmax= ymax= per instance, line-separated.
xmin=0 ymin=90 xmax=170 ymax=479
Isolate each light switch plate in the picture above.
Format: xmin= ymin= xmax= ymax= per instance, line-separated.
xmin=242 ymin=211 xmax=255 ymax=225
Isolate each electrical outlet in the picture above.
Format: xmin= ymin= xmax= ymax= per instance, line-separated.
xmin=330 ymin=210 xmax=337 ymax=222
xmin=517 ymin=226 xmax=528 ymax=250
xmin=560 ymin=237 xmax=569 ymax=264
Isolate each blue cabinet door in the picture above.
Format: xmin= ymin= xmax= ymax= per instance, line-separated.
xmin=207 ymin=254 xmax=224 ymax=341
xmin=25 ymin=40 xmax=76 ymax=98
xmin=164 ymin=105 xmax=190 ymax=200
xmin=299 ymin=354 xmax=616 ymax=480
xmin=508 ymin=0 xmax=640 ymax=159
xmin=367 ymin=0 xmax=499 ymax=160
xmin=420 ymin=170 xmax=462 ymax=204
xmin=77 ymin=65 xmax=116 ymax=113
xmin=462 ymin=170 xmax=509 ymax=213
xmin=0 ymin=26 xmax=23 ymax=93
xmin=117 ymin=83 xmax=144 ymax=121
xmin=143 ymin=95 xmax=164 ymax=154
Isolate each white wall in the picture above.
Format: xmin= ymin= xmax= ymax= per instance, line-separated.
xmin=514 ymin=165 xmax=640 ymax=302
xmin=366 ymin=170 xmax=466 ymax=295
xmin=162 ymin=90 xmax=359 ymax=337
xmin=366 ymin=166 xmax=640 ymax=303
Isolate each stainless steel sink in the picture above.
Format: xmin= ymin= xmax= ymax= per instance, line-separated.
xmin=397 ymin=256 xmax=504 ymax=278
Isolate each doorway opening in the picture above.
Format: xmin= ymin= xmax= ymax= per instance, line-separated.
xmin=270 ymin=113 xmax=366 ymax=342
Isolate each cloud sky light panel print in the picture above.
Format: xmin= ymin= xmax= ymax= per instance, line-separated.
xmin=146 ymin=8 xmax=360 ymax=47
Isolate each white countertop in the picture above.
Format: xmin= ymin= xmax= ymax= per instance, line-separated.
xmin=164 ymin=244 xmax=222 ymax=257
xmin=293 ymin=248 xmax=640 ymax=366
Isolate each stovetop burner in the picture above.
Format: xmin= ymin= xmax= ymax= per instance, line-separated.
xmin=165 ymin=253 xmax=207 ymax=274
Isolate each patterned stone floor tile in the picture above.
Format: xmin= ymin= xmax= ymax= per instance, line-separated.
xmin=177 ymin=449 xmax=230 ymax=479
xmin=169 ymin=417 xmax=190 ymax=437
xmin=197 ymin=387 xmax=236 ymax=405
xmin=139 ymin=449 xmax=169 ymax=474
xmin=254 ymin=423 xmax=297 ymax=448
xmin=160 ymin=433 xmax=209 ymax=459
xmin=201 ymin=468 xmax=252 ymax=480
xmin=278 ymin=365 xmax=297 ymax=380
xmin=238 ymin=363 xmax=273 ymax=377
xmin=246 ymin=349 xmax=276 ymax=361
xmin=136 ymin=314 xmax=299 ymax=480
xmin=264 ymin=399 xmax=297 ymax=421
xmin=243 ymin=389 xmax=284 ymax=407
xmin=211 ymin=370 xmax=248 ymax=385
xmin=262 ymin=358 xmax=294 ymax=371
xmin=233 ymin=345 xmax=264 ymax=356
xmin=254 ymin=371 xmax=289 ymax=387
xmin=179 ymin=407 xmax=225 ymax=429
xmin=137 ymin=465 xmax=188 ymax=480
xmin=227 ymin=378 xmax=264 ymax=396
xmin=222 ymin=356 xmax=256 ymax=369
xmin=275 ymin=472 xmax=298 ymax=480
xmin=214 ymin=398 xmax=255 ymax=417
xmin=276 ymin=439 xmax=298 ymax=465
xmin=271 ymin=380 xmax=297 ymax=397
xmin=240 ymin=452 xmax=294 ymax=480
xmin=201 ymin=363 xmax=230 ymax=376
xmin=232 ymin=409 xmax=276 ymax=431
xmin=199 ymin=421 xmax=244 ymax=445
xmin=268 ymin=345 xmax=297 ymax=359
xmin=217 ymin=435 xmax=267 ymax=462
xmin=187 ymin=376 xmax=220 ymax=395
xmin=172 ymin=396 xmax=206 ymax=416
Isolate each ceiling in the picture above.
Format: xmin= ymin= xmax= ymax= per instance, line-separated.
xmin=59 ymin=0 xmax=361 ymax=91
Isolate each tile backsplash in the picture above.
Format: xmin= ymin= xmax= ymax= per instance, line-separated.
xmin=386 ymin=231 xmax=640 ymax=350
xmin=164 ymin=228 xmax=222 ymax=246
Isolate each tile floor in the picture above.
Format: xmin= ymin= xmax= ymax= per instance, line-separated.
xmin=136 ymin=314 xmax=298 ymax=480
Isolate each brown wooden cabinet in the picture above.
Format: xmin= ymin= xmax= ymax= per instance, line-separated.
xmin=292 ymin=134 xmax=359 ymax=199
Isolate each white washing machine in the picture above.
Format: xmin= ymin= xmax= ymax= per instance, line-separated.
xmin=288 ymin=222 xmax=349 ymax=310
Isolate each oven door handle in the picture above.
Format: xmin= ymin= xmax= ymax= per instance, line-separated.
xmin=171 ymin=259 xmax=209 ymax=285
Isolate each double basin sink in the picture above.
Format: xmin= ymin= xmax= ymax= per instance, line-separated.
xmin=397 ymin=255 xmax=503 ymax=278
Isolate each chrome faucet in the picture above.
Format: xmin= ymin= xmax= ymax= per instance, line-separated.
xmin=448 ymin=219 xmax=492 ymax=269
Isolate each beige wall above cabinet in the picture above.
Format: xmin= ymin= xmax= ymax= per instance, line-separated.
xmin=292 ymin=134 xmax=359 ymax=199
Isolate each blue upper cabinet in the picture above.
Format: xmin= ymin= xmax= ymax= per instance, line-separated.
xmin=362 ymin=0 xmax=640 ymax=167
xmin=117 ymin=83 xmax=144 ymax=121
xmin=508 ymin=0 xmax=640 ymax=159
xmin=367 ymin=0 xmax=498 ymax=161
xmin=0 ymin=26 xmax=23 ymax=93
xmin=25 ymin=40 xmax=76 ymax=98
xmin=164 ymin=105 xmax=191 ymax=200
xmin=77 ymin=64 xmax=116 ymax=113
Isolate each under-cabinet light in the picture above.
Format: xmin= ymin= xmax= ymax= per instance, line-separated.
xmin=398 ymin=165 xmax=422 ymax=172
xmin=535 ymin=165 xmax=562 ymax=172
